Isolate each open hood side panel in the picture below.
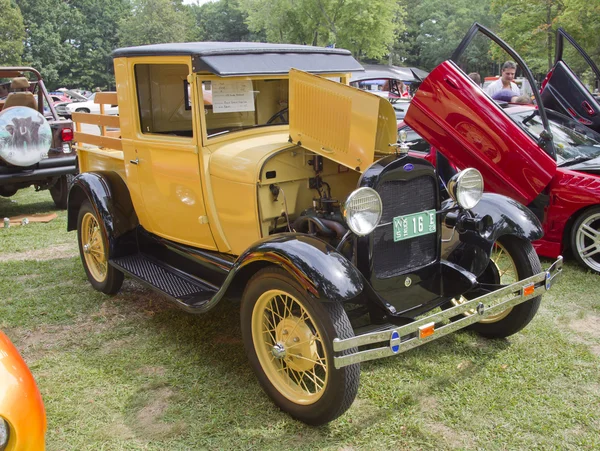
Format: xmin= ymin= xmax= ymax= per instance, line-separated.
xmin=289 ymin=69 xmax=397 ymax=172
xmin=405 ymin=61 xmax=556 ymax=205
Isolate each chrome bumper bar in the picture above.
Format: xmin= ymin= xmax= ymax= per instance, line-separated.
xmin=333 ymin=256 xmax=563 ymax=369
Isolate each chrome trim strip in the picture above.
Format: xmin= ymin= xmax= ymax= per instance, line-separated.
xmin=333 ymin=256 xmax=563 ymax=368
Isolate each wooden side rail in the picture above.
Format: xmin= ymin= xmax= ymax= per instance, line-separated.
xmin=73 ymin=91 xmax=121 ymax=150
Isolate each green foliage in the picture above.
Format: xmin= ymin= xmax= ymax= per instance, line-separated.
xmin=396 ymin=0 xmax=498 ymax=71
xmin=240 ymin=0 xmax=402 ymax=60
xmin=492 ymin=0 xmax=564 ymax=74
xmin=0 ymin=0 xmax=25 ymax=66
xmin=192 ymin=0 xmax=261 ymax=42
xmin=65 ymin=0 xmax=131 ymax=90
xmin=118 ymin=0 xmax=196 ymax=47
xmin=15 ymin=0 xmax=82 ymax=88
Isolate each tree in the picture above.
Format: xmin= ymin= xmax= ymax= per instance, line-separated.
xmin=65 ymin=0 xmax=131 ymax=90
xmin=16 ymin=0 xmax=82 ymax=88
xmin=118 ymin=0 xmax=195 ymax=47
xmin=395 ymin=0 xmax=497 ymax=71
xmin=492 ymin=0 xmax=564 ymax=74
xmin=0 ymin=0 xmax=25 ymax=66
xmin=239 ymin=0 xmax=403 ymax=60
xmin=192 ymin=0 xmax=261 ymax=42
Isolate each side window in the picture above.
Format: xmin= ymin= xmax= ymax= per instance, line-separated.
xmin=134 ymin=64 xmax=193 ymax=137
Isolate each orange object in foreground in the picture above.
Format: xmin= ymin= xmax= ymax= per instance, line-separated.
xmin=0 ymin=331 xmax=46 ymax=450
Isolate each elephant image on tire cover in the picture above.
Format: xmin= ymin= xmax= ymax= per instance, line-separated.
xmin=0 ymin=106 xmax=51 ymax=166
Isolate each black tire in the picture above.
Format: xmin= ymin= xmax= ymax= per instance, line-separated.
xmin=240 ymin=267 xmax=359 ymax=425
xmin=75 ymin=108 xmax=90 ymax=113
xmin=466 ymin=236 xmax=542 ymax=338
xmin=77 ymin=200 xmax=124 ymax=294
xmin=49 ymin=174 xmax=74 ymax=209
xmin=570 ymin=206 xmax=600 ymax=273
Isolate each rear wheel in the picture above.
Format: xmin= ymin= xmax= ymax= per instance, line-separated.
xmin=75 ymin=108 xmax=90 ymax=114
xmin=49 ymin=174 xmax=74 ymax=209
xmin=570 ymin=206 xmax=600 ymax=273
xmin=240 ymin=267 xmax=359 ymax=425
xmin=451 ymin=236 xmax=542 ymax=338
xmin=77 ymin=200 xmax=123 ymax=294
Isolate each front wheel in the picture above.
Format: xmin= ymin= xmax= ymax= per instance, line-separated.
xmin=240 ymin=267 xmax=359 ymax=425
xmin=77 ymin=200 xmax=124 ymax=294
xmin=570 ymin=206 xmax=600 ymax=273
xmin=451 ymin=236 xmax=542 ymax=339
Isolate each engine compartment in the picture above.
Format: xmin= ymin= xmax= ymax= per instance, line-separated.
xmin=258 ymin=147 xmax=360 ymax=248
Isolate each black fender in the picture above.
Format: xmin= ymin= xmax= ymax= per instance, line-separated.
xmin=67 ymin=171 xmax=138 ymax=257
xmin=214 ymin=233 xmax=364 ymax=308
xmin=443 ymin=193 xmax=543 ymax=277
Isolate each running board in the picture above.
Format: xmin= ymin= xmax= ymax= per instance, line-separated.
xmin=110 ymin=254 xmax=218 ymax=312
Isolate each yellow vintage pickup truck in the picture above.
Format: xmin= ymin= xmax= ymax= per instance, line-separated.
xmin=67 ymin=41 xmax=562 ymax=425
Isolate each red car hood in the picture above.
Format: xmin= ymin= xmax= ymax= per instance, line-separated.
xmin=404 ymin=61 xmax=556 ymax=205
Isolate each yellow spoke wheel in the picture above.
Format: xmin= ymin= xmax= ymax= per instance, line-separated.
xmin=252 ymin=289 xmax=328 ymax=405
xmin=80 ymin=212 xmax=108 ymax=283
xmin=241 ymin=268 xmax=360 ymax=425
xmin=451 ymin=241 xmax=516 ymax=323
xmin=76 ymin=200 xmax=124 ymax=295
xmin=450 ymin=236 xmax=542 ymax=339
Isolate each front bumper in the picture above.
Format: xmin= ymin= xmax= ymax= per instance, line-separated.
xmin=333 ymin=256 xmax=563 ymax=368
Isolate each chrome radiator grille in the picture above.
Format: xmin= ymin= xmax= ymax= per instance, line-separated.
xmin=373 ymin=175 xmax=437 ymax=278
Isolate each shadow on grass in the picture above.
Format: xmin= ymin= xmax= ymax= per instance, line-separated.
xmin=0 ymin=196 xmax=58 ymax=218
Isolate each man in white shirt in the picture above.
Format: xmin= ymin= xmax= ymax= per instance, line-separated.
xmin=485 ymin=61 xmax=520 ymax=97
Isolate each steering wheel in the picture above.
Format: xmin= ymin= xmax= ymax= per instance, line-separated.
xmin=266 ymin=107 xmax=289 ymax=125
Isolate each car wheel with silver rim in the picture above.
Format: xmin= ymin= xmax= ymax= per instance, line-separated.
xmin=570 ymin=206 xmax=600 ymax=273
xmin=240 ymin=267 xmax=359 ymax=425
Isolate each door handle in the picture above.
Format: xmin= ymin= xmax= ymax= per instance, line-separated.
xmin=130 ymin=158 xmax=139 ymax=165
xmin=444 ymin=76 xmax=460 ymax=89
xmin=582 ymin=101 xmax=596 ymax=116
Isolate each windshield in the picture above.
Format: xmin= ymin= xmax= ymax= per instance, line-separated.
xmin=203 ymin=78 xmax=289 ymax=138
xmin=511 ymin=108 xmax=600 ymax=165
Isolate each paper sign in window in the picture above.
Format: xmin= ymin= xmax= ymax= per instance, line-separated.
xmin=212 ymin=80 xmax=255 ymax=113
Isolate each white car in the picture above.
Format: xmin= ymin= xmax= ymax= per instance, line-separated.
xmin=65 ymin=92 xmax=118 ymax=116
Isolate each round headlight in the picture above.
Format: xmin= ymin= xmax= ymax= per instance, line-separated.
xmin=343 ymin=187 xmax=382 ymax=236
xmin=447 ymin=168 xmax=484 ymax=209
xmin=0 ymin=418 xmax=9 ymax=450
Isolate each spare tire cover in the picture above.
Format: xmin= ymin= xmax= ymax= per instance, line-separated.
xmin=0 ymin=106 xmax=52 ymax=166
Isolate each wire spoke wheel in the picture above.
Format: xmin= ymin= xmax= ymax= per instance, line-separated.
xmin=451 ymin=241 xmax=516 ymax=323
xmin=241 ymin=267 xmax=359 ymax=425
xmin=252 ymin=289 xmax=328 ymax=405
xmin=81 ymin=212 xmax=107 ymax=282
xmin=76 ymin=200 xmax=124 ymax=295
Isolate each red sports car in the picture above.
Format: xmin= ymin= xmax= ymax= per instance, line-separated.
xmin=402 ymin=24 xmax=600 ymax=273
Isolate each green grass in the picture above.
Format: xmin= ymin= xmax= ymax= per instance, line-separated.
xmin=1 ymin=188 xmax=599 ymax=450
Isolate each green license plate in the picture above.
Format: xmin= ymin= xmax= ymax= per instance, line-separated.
xmin=393 ymin=209 xmax=436 ymax=242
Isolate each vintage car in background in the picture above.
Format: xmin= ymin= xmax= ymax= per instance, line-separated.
xmin=0 ymin=67 xmax=76 ymax=208
xmin=65 ymin=92 xmax=118 ymax=117
xmin=66 ymin=39 xmax=561 ymax=425
xmin=401 ymin=24 xmax=600 ymax=274
xmin=0 ymin=331 xmax=46 ymax=450
xmin=350 ymin=64 xmax=427 ymax=123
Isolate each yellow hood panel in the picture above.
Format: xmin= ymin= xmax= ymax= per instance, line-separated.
xmin=289 ymin=69 xmax=398 ymax=172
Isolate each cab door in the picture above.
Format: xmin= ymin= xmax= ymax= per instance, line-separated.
xmin=122 ymin=60 xmax=217 ymax=250
xmin=404 ymin=23 xmax=557 ymax=206
xmin=540 ymin=28 xmax=600 ymax=133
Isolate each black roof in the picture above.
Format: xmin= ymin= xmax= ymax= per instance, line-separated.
xmin=112 ymin=42 xmax=364 ymax=76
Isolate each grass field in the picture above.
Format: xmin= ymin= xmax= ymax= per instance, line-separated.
xmin=1 ymin=188 xmax=599 ymax=451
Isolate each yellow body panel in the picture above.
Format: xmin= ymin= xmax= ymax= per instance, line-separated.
xmin=289 ymin=69 xmax=398 ymax=172
xmin=115 ymin=56 xmax=217 ymax=250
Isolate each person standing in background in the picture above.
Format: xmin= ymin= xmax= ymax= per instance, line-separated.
xmin=485 ymin=61 xmax=520 ymax=97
